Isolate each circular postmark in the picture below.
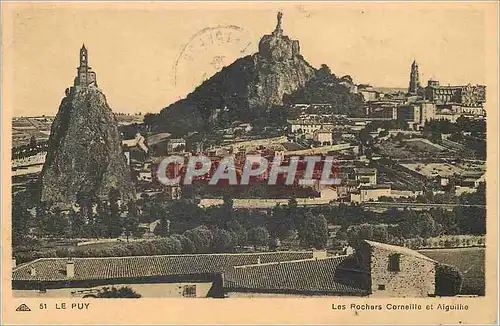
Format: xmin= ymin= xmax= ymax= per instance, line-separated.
xmin=173 ymin=25 xmax=254 ymax=95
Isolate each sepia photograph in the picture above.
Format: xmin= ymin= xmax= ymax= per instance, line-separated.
xmin=1 ymin=1 xmax=498 ymax=324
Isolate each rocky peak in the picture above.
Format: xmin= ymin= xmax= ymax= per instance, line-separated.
xmin=258 ymin=12 xmax=301 ymax=62
xmin=157 ymin=12 xmax=316 ymax=135
xmin=39 ymin=85 xmax=135 ymax=208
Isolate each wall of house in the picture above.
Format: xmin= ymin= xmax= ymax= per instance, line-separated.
xmin=367 ymin=246 xmax=435 ymax=298
xmin=360 ymin=188 xmax=390 ymax=202
xmin=314 ymin=132 xmax=332 ymax=144
xmin=13 ymin=282 xmax=214 ymax=298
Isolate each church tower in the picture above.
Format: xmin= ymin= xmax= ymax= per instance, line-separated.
xmin=80 ymin=44 xmax=88 ymax=67
xmin=74 ymin=44 xmax=97 ymax=88
xmin=408 ymin=60 xmax=420 ymax=95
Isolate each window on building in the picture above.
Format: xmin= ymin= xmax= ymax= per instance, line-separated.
xmin=378 ymin=284 xmax=386 ymax=290
xmin=182 ymin=285 xmax=197 ymax=298
xmin=388 ymin=253 xmax=401 ymax=272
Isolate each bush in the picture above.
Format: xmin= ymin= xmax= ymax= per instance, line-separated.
xmin=96 ymin=286 xmax=141 ymax=298
xmin=171 ymin=234 xmax=196 ymax=253
xmin=435 ymin=263 xmax=463 ymax=296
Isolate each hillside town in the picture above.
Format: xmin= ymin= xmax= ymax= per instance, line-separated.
xmin=11 ymin=12 xmax=486 ymax=299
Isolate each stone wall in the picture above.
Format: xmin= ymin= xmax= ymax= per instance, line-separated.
xmin=360 ymin=242 xmax=436 ymax=297
xmin=13 ymin=282 xmax=214 ymax=298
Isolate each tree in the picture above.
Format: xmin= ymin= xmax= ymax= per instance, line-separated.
xmin=416 ymin=212 xmax=438 ymax=238
xmin=96 ymin=286 xmax=141 ymax=298
xmin=379 ymin=129 xmax=389 ymax=138
xmin=171 ymin=234 xmax=195 ymax=253
xmin=249 ymin=227 xmax=269 ymax=250
xmin=227 ymin=220 xmax=248 ymax=248
xmin=29 ymin=135 xmax=37 ymax=147
xmin=435 ymin=264 xmax=463 ymax=296
xmin=359 ymin=128 xmax=373 ymax=146
xmin=213 ymin=229 xmax=235 ymax=253
xmin=122 ymin=213 xmax=139 ymax=242
xmin=455 ymin=206 xmax=486 ymax=235
xmin=459 ymin=182 xmax=486 ymax=205
xmin=12 ymin=194 xmax=32 ymax=246
xmin=347 ymin=224 xmax=374 ymax=248
xmin=283 ymin=64 xmax=364 ymax=116
xmin=221 ymin=194 xmax=235 ymax=229
xmin=107 ymin=188 xmax=122 ymax=238
xmin=372 ymin=224 xmax=389 ymax=243
xmin=44 ymin=208 xmax=70 ymax=238
xmin=91 ymin=200 xmax=109 ymax=238
xmin=183 ymin=225 xmax=214 ymax=253
xmin=298 ymin=212 xmax=328 ymax=249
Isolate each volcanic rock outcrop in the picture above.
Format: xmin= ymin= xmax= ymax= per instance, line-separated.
xmin=158 ymin=12 xmax=316 ymax=135
xmin=39 ymin=84 xmax=135 ymax=207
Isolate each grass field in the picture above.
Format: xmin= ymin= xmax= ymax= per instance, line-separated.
xmin=419 ymin=247 xmax=485 ymax=295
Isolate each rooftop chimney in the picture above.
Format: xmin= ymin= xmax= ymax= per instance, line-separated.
xmin=257 ymin=257 xmax=261 ymax=264
xmin=66 ymin=259 xmax=75 ymax=278
xmin=12 ymin=258 xmax=16 ymax=269
xmin=30 ymin=266 xmax=36 ymax=277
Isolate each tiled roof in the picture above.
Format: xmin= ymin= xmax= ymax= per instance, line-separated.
xmin=365 ymin=240 xmax=437 ymax=263
xmin=224 ymin=256 xmax=369 ymax=295
xmin=359 ymin=184 xmax=391 ymax=190
xmin=13 ymin=252 xmax=313 ymax=282
xmin=146 ymin=133 xmax=171 ymax=146
xmin=354 ymin=168 xmax=377 ymax=175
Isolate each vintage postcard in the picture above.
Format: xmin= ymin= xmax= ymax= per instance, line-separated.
xmin=1 ymin=1 xmax=498 ymax=324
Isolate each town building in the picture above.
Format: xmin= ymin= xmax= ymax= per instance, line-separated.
xmin=167 ymin=138 xmax=186 ymax=153
xmin=407 ymin=60 xmax=421 ymax=95
xmin=223 ymin=240 xmax=437 ymax=298
xmin=397 ymin=101 xmax=436 ymax=129
xmin=313 ymin=127 xmax=333 ymax=145
xmin=354 ymin=168 xmax=377 ymax=186
xmin=366 ymin=101 xmax=399 ymax=119
xmin=424 ymin=80 xmax=486 ymax=107
xmin=358 ymin=84 xmax=382 ymax=102
xmin=74 ymin=44 xmax=97 ymax=88
xmin=12 ymin=252 xmax=315 ymax=298
xmin=288 ymin=120 xmax=334 ymax=136
xmin=357 ymin=240 xmax=437 ymax=297
xmin=350 ymin=184 xmax=391 ymax=203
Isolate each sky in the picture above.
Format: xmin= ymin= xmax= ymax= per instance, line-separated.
xmin=3 ymin=2 xmax=491 ymax=116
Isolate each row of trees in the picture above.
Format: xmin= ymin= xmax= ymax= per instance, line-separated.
xmin=12 ymin=137 xmax=48 ymax=159
xmin=13 ymin=189 xmax=142 ymax=246
xmin=423 ymin=117 xmax=486 ymax=159
xmin=13 ymin=180 xmax=485 ymax=261
xmin=14 ymin=224 xmax=271 ymax=264
xmin=283 ymin=65 xmax=365 ymax=117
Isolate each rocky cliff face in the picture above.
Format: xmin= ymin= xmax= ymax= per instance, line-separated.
xmin=247 ymin=43 xmax=315 ymax=109
xmin=39 ymin=86 xmax=135 ymax=207
xmin=248 ymin=12 xmax=315 ymax=108
xmin=158 ymin=13 xmax=315 ymax=135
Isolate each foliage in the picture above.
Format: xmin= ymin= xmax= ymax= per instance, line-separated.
xmin=248 ymin=227 xmax=270 ymax=250
xmin=12 ymin=194 xmax=32 ymax=246
xmin=346 ymin=224 xmax=389 ymax=248
xmin=96 ymin=286 xmax=141 ymax=298
xmin=213 ymin=229 xmax=236 ymax=253
xmin=423 ymin=117 xmax=486 ymax=159
xmin=435 ymin=263 xmax=463 ymax=296
xmin=283 ymin=65 xmax=365 ymax=116
xmin=183 ymin=226 xmax=214 ymax=253
xmin=459 ymin=182 xmax=486 ymax=205
xmin=297 ymin=212 xmax=328 ymax=249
